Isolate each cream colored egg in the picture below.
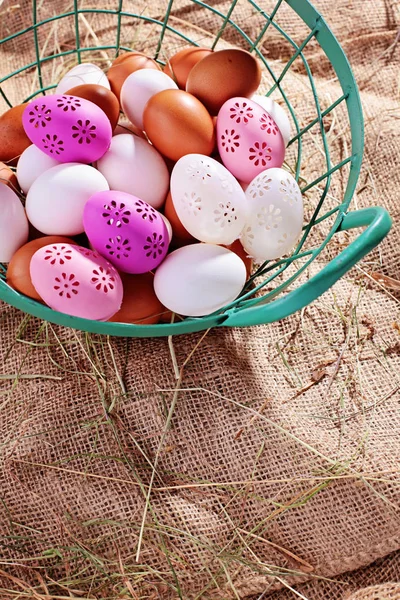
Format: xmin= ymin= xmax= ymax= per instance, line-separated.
xmin=0 ymin=185 xmax=29 ymax=262
xmin=241 ymin=168 xmax=303 ymax=262
xmin=97 ymin=133 xmax=169 ymax=209
xmin=120 ymin=68 xmax=178 ymax=130
xmin=170 ymin=154 xmax=248 ymax=245
xmin=56 ymin=63 xmax=110 ymax=94
xmin=159 ymin=212 xmax=173 ymax=243
xmin=26 ymin=163 xmax=109 ymax=236
xmin=154 ymin=243 xmax=246 ymax=316
xmin=17 ymin=145 xmax=59 ymax=194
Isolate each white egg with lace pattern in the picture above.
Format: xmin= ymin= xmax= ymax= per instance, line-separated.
xmin=241 ymin=167 xmax=303 ymax=263
xmin=170 ymin=154 xmax=248 ymax=245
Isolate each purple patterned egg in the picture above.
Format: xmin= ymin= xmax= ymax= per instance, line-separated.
xmin=83 ymin=190 xmax=169 ymax=274
xmin=22 ymin=94 xmax=112 ymax=164
xmin=216 ymin=97 xmax=285 ymax=183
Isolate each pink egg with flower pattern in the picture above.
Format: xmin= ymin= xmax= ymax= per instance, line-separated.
xmin=22 ymin=94 xmax=112 ymax=164
xmin=30 ymin=243 xmax=123 ymax=320
xmin=83 ymin=190 xmax=169 ymax=274
xmin=216 ymin=97 xmax=285 ymax=183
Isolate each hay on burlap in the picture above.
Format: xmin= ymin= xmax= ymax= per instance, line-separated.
xmin=346 ymin=584 xmax=400 ymax=600
xmin=0 ymin=0 xmax=399 ymax=598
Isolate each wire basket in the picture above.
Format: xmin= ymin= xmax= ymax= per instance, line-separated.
xmin=0 ymin=0 xmax=392 ymax=337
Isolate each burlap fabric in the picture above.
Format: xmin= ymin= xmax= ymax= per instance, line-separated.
xmin=0 ymin=0 xmax=399 ymax=598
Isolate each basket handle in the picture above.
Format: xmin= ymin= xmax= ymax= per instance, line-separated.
xmin=222 ymin=206 xmax=392 ymax=328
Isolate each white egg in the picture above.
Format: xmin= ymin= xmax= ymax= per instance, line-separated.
xmin=17 ymin=145 xmax=59 ymax=194
xmin=56 ymin=63 xmax=110 ymax=94
xmin=26 ymin=163 xmax=109 ymax=236
xmin=120 ymin=69 xmax=178 ymax=130
xmin=154 ymin=243 xmax=246 ymax=317
xmin=0 ymin=185 xmax=29 ymax=262
xmin=159 ymin=212 xmax=173 ymax=243
xmin=252 ymin=94 xmax=291 ymax=146
xmin=97 ymin=134 xmax=169 ymax=209
xmin=241 ymin=168 xmax=303 ymax=262
xmin=170 ymin=154 xmax=248 ymax=245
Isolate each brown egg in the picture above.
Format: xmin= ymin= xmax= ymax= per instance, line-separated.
xmin=107 ymin=52 xmax=161 ymax=101
xmin=211 ymin=116 xmax=218 ymax=155
xmin=66 ymin=84 xmax=120 ymax=130
xmin=0 ymin=103 xmax=30 ymax=165
xmin=0 ymin=162 xmax=19 ymax=191
xmin=164 ymin=47 xmax=212 ymax=89
xmin=164 ymin=191 xmax=194 ymax=241
xmin=143 ymin=89 xmax=215 ymax=161
xmin=186 ymin=49 xmax=261 ymax=115
xmin=7 ymin=236 xmax=76 ymax=301
xmin=158 ymin=156 xmax=176 ymax=176
xmin=159 ymin=308 xmax=174 ymax=323
xmin=108 ymin=272 xmax=164 ymax=324
xmin=224 ymin=239 xmax=253 ymax=279
xmin=111 ymin=52 xmax=145 ymax=67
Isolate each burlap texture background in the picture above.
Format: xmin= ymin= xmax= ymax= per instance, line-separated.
xmin=0 ymin=0 xmax=399 ymax=598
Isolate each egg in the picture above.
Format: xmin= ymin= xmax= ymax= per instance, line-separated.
xmin=23 ymin=94 xmax=112 ymax=164
xmin=159 ymin=309 xmax=174 ymax=323
xmin=108 ymin=272 xmax=164 ymax=324
xmin=83 ymin=190 xmax=169 ymax=274
xmin=154 ymin=243 xmax=246 ymax=316
xmin=0 ymin=162 xmax=18 ymax=190
xmin=30 ymin=244 xmax=123 ymax=320
xmin=66 ymin=84 xmax=120 ymax=130
xmin=143 ymin=90 xmax=215 ymax=161
xmin=113 ymin=120 xmax=146 ymax=138
xmin=164 ymin=191 xmax=194 ymax=241
xmin=17 ymin=145 xmax=59 ymax=194
xmin=0 ymin=103 xmax=31 ymax=165
xmin=6 ymin=235 xmax=76 ymax=300
xmin=97 ymin=134 xmax=169 ymax=209
xmin=164 ymin=47 xmax=212 ymax=88
xmin=159 ymin=212 xmax=173 ymax=243
xmin=241 ymin=168 xmax=303 ymax=262
xmin=216 ymin=97 xmax=285 ymax=182
xmin=0 ymin=185 xmax=29 ymax=262
xmin=56 ymin=63 xmax=110 ymax=94
xmin=120 ymin=69 xmax=178 ymax=130
xmin=28 ymin=222 xmax=52 ymax=242
xmin=224 ymin=239 xmax=253 ymax=279
xmin=186 ymin=49 xmax=261 ymax=115
xmin=107 ymin=52 xmax=161 ymax=101
xmin=26 ymin=163 xmax=109 ymax=236
xmin=252 ymin=94 xmax=291 ymax=146
xmin=163 ymin=156 xmax=176 ymax=175
xmin=170 ymin=154 xmax=248 ymax=245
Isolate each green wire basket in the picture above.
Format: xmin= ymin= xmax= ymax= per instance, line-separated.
xmin=0 ymin=0 xmax=392 ymax=337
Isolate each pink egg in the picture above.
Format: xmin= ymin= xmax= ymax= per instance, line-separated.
xmin=30 ymin=243 xmax=123 ymax=320
xmin=83 ymin=190 xmax=169 ymax=274
xmin=22 ymin=94 xmax=112 ymax=164
xmin=216 ymin=97 xmax=285 ymax=183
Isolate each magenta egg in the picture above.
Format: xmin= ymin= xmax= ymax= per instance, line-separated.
xmin=22 ymin=94 xmax=112 ymax=164
xmin=83 ymin=190 xmax=169 ymax=274
xmin=216 ymin=97 xmax=285 ymax=183
xmin=30 ymin=243 xmax=123 ymax=320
